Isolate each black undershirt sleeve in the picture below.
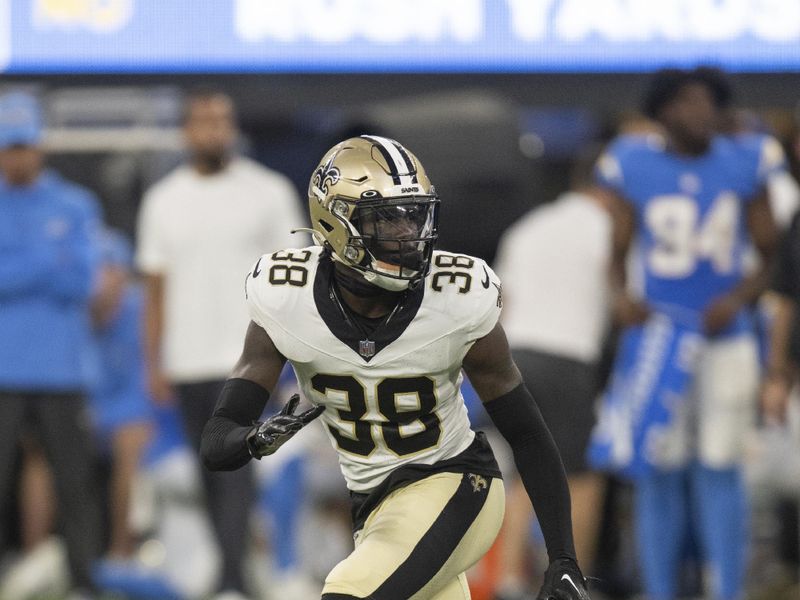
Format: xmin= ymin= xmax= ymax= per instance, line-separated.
xmin=484 ymin=382 xmax=576 ymax=562
xmin=200 ymin=378 xmax=270 ymax=471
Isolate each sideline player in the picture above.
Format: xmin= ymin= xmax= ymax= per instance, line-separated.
xmin=591 ymin=68 xmax=782 ymax=600
xmin=200 ymin=136 xmax=591 ymax=600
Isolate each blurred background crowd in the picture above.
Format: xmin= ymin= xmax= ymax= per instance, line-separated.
xmin=1 ymin=2 xmax=800 ymax=600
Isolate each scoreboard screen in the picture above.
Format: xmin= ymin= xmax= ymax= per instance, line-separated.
xmin=4 ymin=0 xmax=800 ymax=74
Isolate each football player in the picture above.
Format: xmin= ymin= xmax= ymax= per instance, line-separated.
xmin=200 ymin=136 xmax=591 ymax=600
xmin=594 ymin=68 xmax=783 ymax=600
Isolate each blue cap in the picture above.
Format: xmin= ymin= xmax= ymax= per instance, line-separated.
xmin=0 ymin=91 xmax=43 ymax=148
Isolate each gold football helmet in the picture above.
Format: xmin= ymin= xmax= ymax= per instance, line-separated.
xmin=308 ymin=135 xmax=439 ymax=291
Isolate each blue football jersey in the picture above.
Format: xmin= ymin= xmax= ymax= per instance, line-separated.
xmin=596 ymin=132 xmax=785 ymax=326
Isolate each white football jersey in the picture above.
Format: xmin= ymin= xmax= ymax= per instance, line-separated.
xmin=246 ymin=246 xmax=502 ymax=492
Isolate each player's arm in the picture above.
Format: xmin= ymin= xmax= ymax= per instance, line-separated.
xmin=200 ymin=321 xmax=322 ymax=471
xmin=48 ymin=196 xmax=102 ymax=303
xmin=141 ymin=273 xmax=174 ymax=403
xmin=704 ymin=189 xmax=778 ymax=335
xmin=0 ymin=198 xmax=99 ymax=301
xmin=595 ymin=143 xmax=647 ymax=327
xmin=463 ymin=323 xmax=590 ymax=599
xmin=762 ymin=292 xmax=795 ymax=424
xmin=608 ymin=191 xmax=649 ymax=327
xmin=761 ymin=213 xmax=800 ymax=423
xmin=742 ymin=189 xmax=778 ymax=300
xmin=0 ymin=244 xmax=58 ymax=298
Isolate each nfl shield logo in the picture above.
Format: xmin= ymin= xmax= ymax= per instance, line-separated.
xmin=358 ymin=340 xmax=376 ymax=358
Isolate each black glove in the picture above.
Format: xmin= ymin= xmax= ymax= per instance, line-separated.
xmin=246 ymin=394 xmax=324 ymax=459
xmin=536 ymin=557 xmax=591 ymax=600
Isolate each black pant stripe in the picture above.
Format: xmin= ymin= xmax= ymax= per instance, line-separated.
xmin=370 ymin=473 xmax=491 ymax=599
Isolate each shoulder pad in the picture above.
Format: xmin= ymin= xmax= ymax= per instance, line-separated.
xmin=428 ymin=251 xmax=502 ymax=341
xmin=728 ymin=133 xmax=787 ymax=186
xmin=245 ymin=247 xmax=320 ymax=330
xmin=596 ymin=133 xmax=665 ymax=193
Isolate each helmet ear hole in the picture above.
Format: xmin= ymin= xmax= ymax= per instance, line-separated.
xmin=344 ymin=245 xmax=360 ymax=261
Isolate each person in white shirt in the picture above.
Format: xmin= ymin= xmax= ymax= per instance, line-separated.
xmin=135 ymin=89 xmax=304 ymax=600
xmin=493 ymin=152 xmax=613 ymax=599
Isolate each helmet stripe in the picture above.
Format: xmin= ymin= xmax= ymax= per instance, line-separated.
xmin=392 ymin=142 xmax=419 ymax=184
xmin=362 ymin=135 xmax=414 ymax=186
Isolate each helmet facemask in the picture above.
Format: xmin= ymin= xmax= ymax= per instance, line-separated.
xmin=342 ymin=196 xmax=439 ymax=290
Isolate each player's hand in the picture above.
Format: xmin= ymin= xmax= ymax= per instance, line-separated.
xmin=761 ymin=372 xmax=792 ymax=425
xmin=246 ymin=394 xmax=325 ymax=459
xmin=536 ymin=557 xmax=591 ymax=600
xmin=90 ymin=265 xmax=127 ymax=328
xmin=612 ymin=293 xmax=649 ymax=327
xmin=147 ymin=367 xmax=175 ymax=406
xmin=702 ymin=294 xmax=741 ymax=336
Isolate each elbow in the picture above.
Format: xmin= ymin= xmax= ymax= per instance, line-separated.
xmin=204 ymin=453 xmax=250 ymax=472
xmin=199 ymin=428 xmax=227 ymax=471
xmin=201 ymin=447 xmax=236 ymax=472
xmin=199 ymin=420 xmax=250 ymax=472
xmin=200 ymin=451 xmax=218 ymax=472
xmin=202 ymin=457 xmax=226 ymax=472
xmin=507 ymin=432 xmax=543 ymax=461
xmin=199 ymin=440 xmax=220 ymax=471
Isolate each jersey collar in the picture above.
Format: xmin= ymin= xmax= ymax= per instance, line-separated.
xmin=313 ymin=254 xmax=425 ymax=362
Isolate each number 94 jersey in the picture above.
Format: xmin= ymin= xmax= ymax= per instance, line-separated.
xmin=596 ymin=132 xmax=786 ymax=322
xmin=245 ymin=246 xmax=503 ymax=492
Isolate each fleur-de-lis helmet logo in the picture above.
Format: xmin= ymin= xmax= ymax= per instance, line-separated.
xmin=311 ymin=157 xmax=340 ymax=204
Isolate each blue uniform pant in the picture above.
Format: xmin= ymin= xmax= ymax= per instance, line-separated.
xmin=635 ymin=463 xmax=747 ymax=600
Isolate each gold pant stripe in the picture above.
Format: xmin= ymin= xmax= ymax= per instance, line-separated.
xmin=323 ymin=472 xmax=505 ymax=599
